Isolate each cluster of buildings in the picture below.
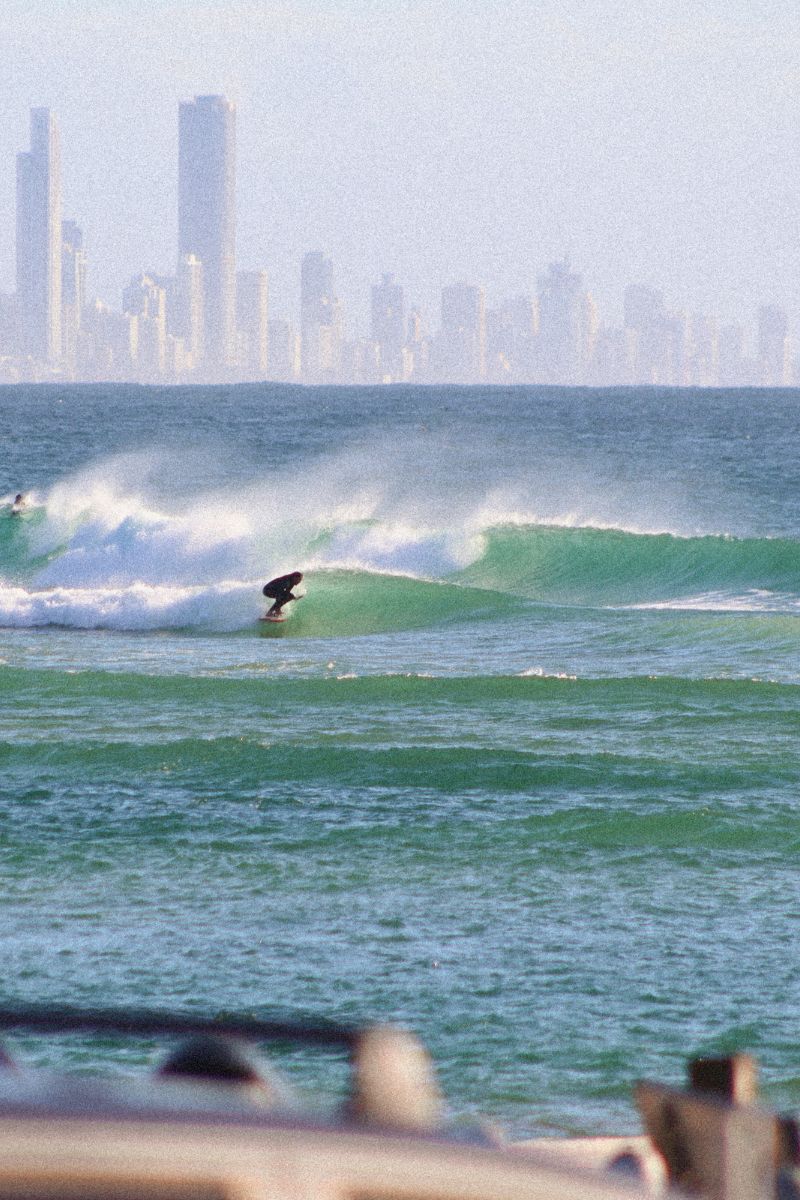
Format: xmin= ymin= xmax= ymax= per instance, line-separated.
xmin=4 ymin=100 xmax=797 ymax=388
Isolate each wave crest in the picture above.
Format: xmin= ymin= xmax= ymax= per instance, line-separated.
xmin=2 ymin=456 xmax=800 ymax=633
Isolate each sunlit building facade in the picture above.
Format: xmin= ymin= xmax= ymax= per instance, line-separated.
xmin=16 ymin=108 xmax=62 ymax=363
xmin=438 ymin=282 xmax=486 ymax=383
xmin=237 ymin=270 xmax=269 ymax=377
xmin=178 ymin=95 xmax=236 ymax=371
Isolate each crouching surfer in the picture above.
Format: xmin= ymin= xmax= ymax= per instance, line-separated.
xmin=262 ymin=571 xmax=304 ymax=618
xmin=10 ymin=493 xmax=27 ymax=517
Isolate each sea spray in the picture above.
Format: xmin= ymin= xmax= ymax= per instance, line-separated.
xmin=2 ymin=472 xmax=800 ymax=631
xmin=3 ymin=385 xmax=800 ymax=1136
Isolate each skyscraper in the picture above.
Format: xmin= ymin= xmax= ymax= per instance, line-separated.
xmin=61 ymin=219 xmax=86 ymax=375
xmin=178 ymin=95 xmax=236 ymax=371
xmin=237 ymin=270 xmax=269 ymax=377
xmin=758 ymin=304 xmax=790 ymax=386
xmin=16 ymin=108 xmax=62 ymax=363
xmin=122 ymin=274 xmax=167 ymax=379
xmin=300 ymin=251 xmax=339 ymax=382
xmin=623 ymin=283 xmax=674 ymax=384
xmin=535 ymin=260 xmax=585 ymax=384
xmin=371 ymin=273 xmax=405 ymax=381
xmin=438 ymin=283 xmax=486 ymax=382
xmin=176 ymin=253 xmax=204 ymax=368
xmin=268 ymin=319 xmax=300 ymax=382
xmin=301 ymin=251 xmax=333 ymax=331
xmin=718 ymin=323 xmax=749 ymax=387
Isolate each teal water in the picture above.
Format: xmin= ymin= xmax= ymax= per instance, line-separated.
xmin=2 ymin=383 xmax=800 ymax=1136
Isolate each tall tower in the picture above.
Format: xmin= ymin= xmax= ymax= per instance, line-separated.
xmin=301 ymin=251 xmax=333 ymax=333
xmin=758 ymin=304 xmax=790 ymax=386
xmin=536 ymin=260 xmax=585 ymax=384
xmin=624 ymin=283 xmax=667 ymax=384
xmin=300 ymin=251 xmax=339 ymax=381
xmin=61 ymin=219 xmax=86 ymax=375
xmin=123 ymin=274 xmax=167 ymax=379
xmin=438 ymin=283 xmax=486 ymax=382
xmin=178 ymin=95 xmax=236 ymax=370
xmin=176 ymin=253 xmax=204 ymax=368
xmin=17 ymin=108 xmax=62 ymax=363
xmin=371 ymin=273 xmax=405 ymax=381
xmin=237 ymin=270 xmax=269 ymax=377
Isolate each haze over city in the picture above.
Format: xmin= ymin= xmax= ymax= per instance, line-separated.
xmin=3 ymin=0 xmax=800 ymax=382
xmin=5 ymin=2 xmax=800 ymax=1156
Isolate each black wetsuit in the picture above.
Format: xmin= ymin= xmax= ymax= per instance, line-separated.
xmin=262 ymin=571 xmax=303 ymax=616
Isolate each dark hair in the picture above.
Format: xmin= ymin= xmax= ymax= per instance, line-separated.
xmin=157 ymin=1035 xmax=267 ymax=1086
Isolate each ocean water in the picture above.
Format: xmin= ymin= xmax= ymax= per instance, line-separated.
xmin=2 ymin=382 xmax=800 ymax=1137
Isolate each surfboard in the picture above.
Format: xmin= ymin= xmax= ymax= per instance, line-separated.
xmin=259 ymin=613 xmax=287 ymax=624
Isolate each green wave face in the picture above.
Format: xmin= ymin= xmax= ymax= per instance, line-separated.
xmin=454 ymin=524 xmax=800 ymax=606
xmin=259 ymin=569 xmax=521 ymax=636
xmin=3 ymin=496 xmax=800 ymax=635
xmin=0 ymin=507 xmax=54 ymax=580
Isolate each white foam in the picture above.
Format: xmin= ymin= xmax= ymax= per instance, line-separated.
xmin=8 ymin=448 xmax=495 ymax=603
xmin=517 ymin=667 xmax=578 ymax=679
xmin=0 ymin=442 xmax=761 ymax=634
xmin=308 ymin=521 xmax=485 ymax=577
xmin=625 ymin=590 xmax=797 ymax=614
xmin=0 ymin=579 xmax=262 ymax=632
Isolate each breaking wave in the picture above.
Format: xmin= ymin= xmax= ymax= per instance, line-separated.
xmin=2 ymin=452 xmax=800 ymax=635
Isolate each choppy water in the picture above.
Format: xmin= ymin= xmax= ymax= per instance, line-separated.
xmin=2 ymin=382 xmax=800 ymax=1137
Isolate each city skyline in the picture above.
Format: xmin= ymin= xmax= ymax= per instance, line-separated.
xmin=1 ymin=0 xmax=800 ymax=339
xmin=4 ymin=90 xmax=800 ymax=387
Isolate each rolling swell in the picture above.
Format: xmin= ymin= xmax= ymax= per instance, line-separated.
xmin=4 ymin=662 xmax=800 ymax=705
xmin=456 ymin=524 xmax=800 ymax=608
xmin=3 ymin=738 xmax=800 ymax=803
xmin=261 ymin=569 xmax=519 ymax=636
xmin=3 ymin=662 xmax=800 ymax=705
xmin=3 ymin=486 xmax=800 ymax=633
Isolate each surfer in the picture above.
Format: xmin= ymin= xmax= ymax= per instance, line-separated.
xmin=10 ymin=493 xmax=26 ymax=516
xmin=262 ymin=571 xmax=304 ymax=618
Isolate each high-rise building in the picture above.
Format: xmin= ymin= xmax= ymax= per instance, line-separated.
xmin=61 ymin=220 xmax=86 ymax=375
xmin=300 ymin=252 xmax=340 ymax=382
xmin=688 ymin=314 xmax=719 ymax=387
xmin=342 ymin=338 xmax=381 ymax=385
xmin=404 ymin=308 xmax=429 ymax=381
xmin=178 ymin=95 xmax=236 ymax=371
xmin=0 ymin=294 xmax=18 ymax=361
xmin=718 ymin=323 xmax=750 ymax=387
xmin=268 ymin=319 xmax=300 ymax=382
xmin=624 ymin=283 xmax=671 ymax=384
xmin=663 ymin=311 xmax=691 ymax=386
xmin=16 ymin=108 xmax=62 ymax=363
xmin=623 ymin=284 xmax=691 ymax=385
xmin=301 ymin=251 xmax=333 ymax=331
xmin=485 ymin=297 xmax=537 ymax=381
xmin=758 ymin=304 xmax=790 ymax=386
xmin=83 ymin=300 xmax=137 ymax=381
xmin=438 ymin=283 xmax=486 ymax=382
xmin=176 ymin=254 xmax=204 ymax=368
xmin=237 ymin=270 xmax=269 ymax=377
xmin=590 ymin=326 xmax=637 ymax=386
xmin=535 ymin=261 xmax=585 ymax=384
xmin=123 ymin=274 xmax=167 ymax=379
xmin=371 ymin=273 xmax=405 ymax=381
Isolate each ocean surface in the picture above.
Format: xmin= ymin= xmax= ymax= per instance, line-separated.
xmin=2 ymin=382 xmax=800 ymax=1138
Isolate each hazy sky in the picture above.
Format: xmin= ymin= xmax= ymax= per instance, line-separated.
xmin=2 ymin=0 xmax=799 ymax=337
